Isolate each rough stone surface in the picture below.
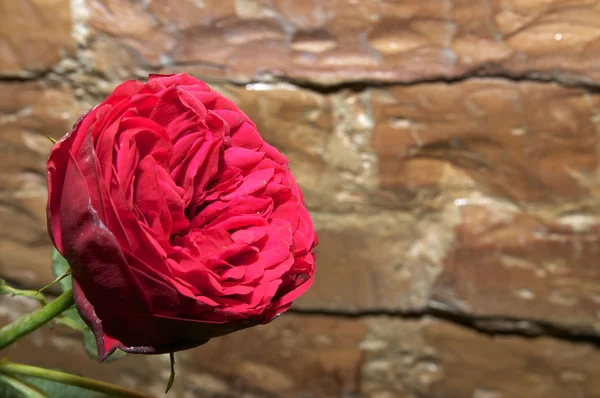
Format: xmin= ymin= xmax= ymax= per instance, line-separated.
xmin=181 ymin=314 xmax=366 ymax=397
xmin=84 ymin=0 xmax=600 ymax=84
xmin=432 ymin=202 xmax=600 ymax=334
xmin=371 ymin=80 xmax=600 ymax=203
xmin=0 ymin=0 xmax=75 ymax=76
xmin=367 ymin=79 xmax=600 ymax=332
xmin=0 ymin=82 xmax=82 ymax=289
xmin=363 ymin=317 xmax=600 ymax=398
xmin=295 ymin=207 xmax=460 ymax=312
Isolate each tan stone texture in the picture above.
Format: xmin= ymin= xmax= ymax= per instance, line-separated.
xmin=0 ymin=82 xmax=83 ymax=289
xmin=0 ymin=0 xmax=75 ymax=76
xmin=84 ymin=0 xmax=600 ymax=84
xmin=371 ymin=80 xmax=600 ymax=202
xmin=432 ymin=203 xmax=600 ymax=333
xmin=2 ymin=0 xmax=600 ymax=396
xmin=363 ymin=317 xmax=600 ymax=398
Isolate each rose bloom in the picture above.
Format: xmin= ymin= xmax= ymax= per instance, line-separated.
xmin=46 ymin=74 xmax=317 ymax=359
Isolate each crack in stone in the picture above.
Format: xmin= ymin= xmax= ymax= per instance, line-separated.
xmin=3 ymin=62 xmax=600 ymax=96
xmin=0 ymin=70 xmax=53 ymax=82
xmin=267 ymin=70 xmax=600 ymax=95
xmin=4 ymin=269 xmax=599 ymax=346
xmin=289 ymin=305 xmax=600 ymax=347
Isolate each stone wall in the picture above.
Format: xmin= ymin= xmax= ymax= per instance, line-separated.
xmin=1 ymin=1 xmax=600 ymax=397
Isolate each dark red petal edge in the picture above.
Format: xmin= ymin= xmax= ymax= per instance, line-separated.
xmin=73 ymin=278 xmax=209 ymax=360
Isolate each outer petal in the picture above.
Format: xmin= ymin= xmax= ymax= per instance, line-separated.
xmin=58 ymin=151 xmax=153 ymax=346
xmin=72 ymin=278 xmax=123 ymax=360
xmin=73 ymin=279 xmax=210 ymax=358
xmin=47 ymin=110 xmax=91 ymax=252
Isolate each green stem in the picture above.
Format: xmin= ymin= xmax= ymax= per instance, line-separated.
xmin=0 ymin=289 xmax=74 ymax=351
xmin=0 ymin=362 xmax=155 ymax=398
xmin=0 ymin=279 xmax=48 ymax=306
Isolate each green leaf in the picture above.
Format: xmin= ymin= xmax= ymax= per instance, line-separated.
xmin=50 ymin=249 xmax=71 ymax=293
xmin=53 ymin=312 xmax=86 ymax=333
xmin=20 ymin=377 xmax=110 ymax=398
xmin=0 ymin=373 xmax=112 ymax=398
xmin=0 ymin=373 xmax=51 ymax=398
xmin=48 ymin=249 xmax=126 ymax=363
xmin=54 ymin=306 xmax=86 ymax=331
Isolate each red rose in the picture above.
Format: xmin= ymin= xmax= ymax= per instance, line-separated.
xmin=46 ymin=74 xmax=317 ymax=359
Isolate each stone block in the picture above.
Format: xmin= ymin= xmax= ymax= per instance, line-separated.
xmin=0 ymin=0 xmax=75 ymax=76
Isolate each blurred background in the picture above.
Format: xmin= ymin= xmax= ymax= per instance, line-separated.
xmin=2 ymin=0 xmax=600 ymax=397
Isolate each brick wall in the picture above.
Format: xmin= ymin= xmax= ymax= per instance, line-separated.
xmin=2 ymin=1 xmax=600 ymax=397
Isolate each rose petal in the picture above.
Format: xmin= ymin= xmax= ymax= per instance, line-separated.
xmin=47 ymin=73 xmax=317 ymax=355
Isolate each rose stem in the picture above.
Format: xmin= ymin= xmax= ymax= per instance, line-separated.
xmin=0 ymin=289 xmax=74 ymax=350
xmin=0 ymin=361 xmax=156 ymax=398
xmin=0 ymin=279 xmax=48 ymax=306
